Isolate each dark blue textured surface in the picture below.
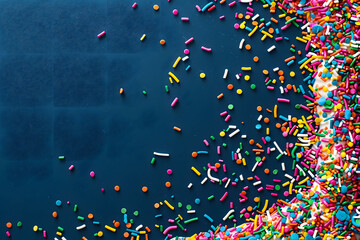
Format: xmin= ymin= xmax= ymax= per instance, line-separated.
xmin=0 ymin=0 xmax=308 ymax=239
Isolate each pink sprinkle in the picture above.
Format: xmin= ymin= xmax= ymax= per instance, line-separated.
xmin=277 ymin=98 xmax=290 ymax=103
xmin=97 ymin=31 xmax=106 ymax=38
xmin=43 ymin=231 xmax=47 ymax=238
xmin=69 ymin=165 xmax=74 ymax=171
xmin=203 ymin=140 xmax=209 ymax=146
xmin=217 ymin=146 xmax=221 ymax=155
xmin=6 ymin=232 xmax=10 ymax=237
xmin=90 ymin=171 xmax=95 ymax=178
xmin=220 ymin=111 xmax=228 ymax=116
xmin=185 ymin=37 xmax=194 ymax=45
xmin=132 ymin=2 xmax=137 ymax=8
xmin=181 ymin=17 xmax=190 ymax=21
xmin=172 ymin=9 xmax=178 ymax=15
xmin=167 ymin=169 xmax=173 ymax=175
xmin=225 ymin=115 xmax=231 ymax=122
xmin=229 ymin=1 xmax=236 ymax=6
xmin=195 ymin=5 xmax=201 ymax=11
xmin=201 ymin=46 xmax=212 ymax=52
xmin=220 ymin=192 xmax=228 ymax=201
xmin=219 ymin=16 xmax=225 ymax=20
xmin=184 ymin=49 xmax=190 ymax=55
xmin=171 ymin=97 xmax=179 ymax=107
xmin=223 ymin=164 xmax=227 ymax=172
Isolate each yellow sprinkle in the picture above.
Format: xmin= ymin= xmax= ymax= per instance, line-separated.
xmin=178 ymin=214 xmax=183 ymax=220
xmin=139 ymin=231 xmax=147 ymax=234
xmin=289 ymin=182 xmax=293 ymax=195
xmin=164 ymin=200 xmax=175 ymax=210
xmin=254 ymin=215 xmax=258 ymax=230
xmin=274 ymin=105 xmax=278 ymax=118
xmin=136 ymin=234 xmax=140 ymax=240
xmin=298 ymin=177 xmax=309 ymax=185
xmin=248 ymin=26 xmax=258 ymax=37
xmin=56 ymin=232 xmax=62 ymax=236
xmin=173 ymin=57 xmax=181 ymax=68
xmin=168 ymin=72 xmax=180 ymax=83
xmin=279 ymin=14 xmax=286 ymax=18
xmin=266 ymin=128 xmax=269 ymax=135
xmin=261 ymin=30 xmax=273 ymax=38
xmin=155 ymin=224 xmax=160 ymax=228
xmin=191 ymin=166 xmax=201 ymax=176
xmin=242 ymin=158 xmax=246 ymax=166
xmin=105 ymin=225 xmax=117 ymax=232
xmin=296 ymin=37 xmax=307 ymax=44
xmin=241 ymin=67 xmax=252 ymax=71
xmin=282 ymin=181 xmax=290 ymax=187
xmin=169 ymin=77 xmax=173 ymax=84
xmin=262 ymin=199 xmax=268 ymax=212
xmin=263 ymin=4 xmax=269 ymax=8
xmin=140 ymin=34 xmax=146 ymax=41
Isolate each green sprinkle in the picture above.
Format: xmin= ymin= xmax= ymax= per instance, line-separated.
xmin=58 ymin=226 xmax=64 ymax=231
xmin=184 ymin=217 xmax=198 ymax=224
xmin=208 ymin=195 xmax=215 ymax=200
xmin=250 ymin=84 xmax=256 ymax=90
xmin=165 ymin=85 xmax=169 ymax=93
xmin=121 ymin=208 xmax=127 ymax=214
xmin=273 ymin=169 xmax=278 ymax=175
xmin=142 ymin=90 xmax=147 ymax=95
xmin=74 ymin=204 xmax=78 ymax=212
xmin=178 ymin=202 xmax=182 ymax=208
xmin=58 ymin=156 xmax=65 ymax=160
xmin=77 ymin=216 xmax=85 ymax=221
xmin=228 ymin=104 xmax=234 ymax=110
xmin=151 ymin=157 xmax=156 ymax=165
xmin=186 ymin=205 xmax=192 ymax=210
xmin=133 ymin=211 xmax=139 ymax=216
xmin=17 ymin=222 xmax=22 ymax=227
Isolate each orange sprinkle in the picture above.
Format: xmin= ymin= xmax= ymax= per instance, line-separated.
xmin=142 ymin=186 xmax=148 ymax=193
xmin=215 ymin=163 xmax=221 ymax=168
xmin=154 ymin=203 xmax=160 ymax=209
xmin=227 ymin=84 xmax=233 ymax=90
xmin=119 ymin=88 xmax=124 ymax=94
xmin=6 ymin=222 xmax=12 ymax=229
xmin=114 ymin=222 xmax=120 ymax=228
xmin=165 ymin=182 xmax=171 ymax=188
xmin=245 ymin=44 xmax=251 ymax=50
xmin=88 ymin=213 xmax=94 ymax=219
xmin=253 ymin=56 xmax=259 ymax=62
xmin=278 ymin=70 xmax=284 ymax=76
xmin=275 ymin=123 xmax=281 ymax=128
xmin=247 ymin=206 xmax=253 ymax=212
xmin=153 ymin=4 xmax=159 ymax=11
xmin=236 ymin=159 xmax=242 ymax=164
xmin=256 ymin=106 xmax=262 ymax=111
xmin=249 ymin=139 xmax=255 ymax=145
xmin=126 ymin=223 xmax=132 ymax=228
xmin=124 ymin=232 xmax=130 ymax=238
xmin=52 ymin=211 xmax=58 ymax=218
xmin=264 ymin=168 xmax=270 ymax=174
xmin=262 ymin=69 xmax=269 ymax=75
xmin=217 ymin=93 xmax=224 ymax=99
xmin=254 ymin=197 xmax=260 ymax=202
xmin=114 ymin=185 xmax=120 ymax=192
xmin=173 ymin=126 xmax=182 ymax=132
xmin=192 ymin=152 xmax=198 ymax=158
xmin=263 ymin=118 xmax=270 ymax=123
xmin=160 ymin=39 xmax=166 ymax=45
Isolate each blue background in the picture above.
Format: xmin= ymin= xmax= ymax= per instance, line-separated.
xmin=0 ymin=0 xmax=309 ymax=239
